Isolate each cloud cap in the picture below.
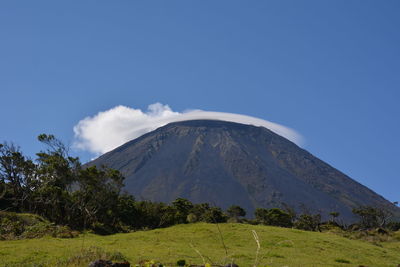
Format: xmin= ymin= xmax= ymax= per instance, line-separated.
xmin=73 ymin=103 xmax=304 ymax=155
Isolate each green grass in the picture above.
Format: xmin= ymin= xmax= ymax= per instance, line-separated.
xmin=1 ymin=223 xmax=399 ymax=266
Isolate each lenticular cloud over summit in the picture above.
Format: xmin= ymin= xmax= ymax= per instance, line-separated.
xmin=73 ymin=103 xmax=303 ymax=155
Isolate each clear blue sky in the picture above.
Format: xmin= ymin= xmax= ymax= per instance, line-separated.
xmin=1 ymin=1 xmax=399 ymax=203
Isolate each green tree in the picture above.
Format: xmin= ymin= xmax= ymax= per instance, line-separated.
xmin=32 ymin=134 xmax=80 ymax=224
xmin=202 ymin=207 xmax=227 ymax=223
xmin=171 ymin=198 xmax=194 ymax=224
xmin=187 ymin=203 xmax=211 ymax=223
xmin=227 ymin=205 xmax=246 ymax=221
xmin=294 ymin=213 xmax=321 ymax=231
xmin=266 ymin=208 xmax=293 ymax=227
xmin=115 ymin=194 xmax=138 ymax=227
xmin=73 ymin=166 xmax=124 ymax=232
xmin=0 ymin=143 xmax=37 ymax=212
xmin=134 ymin=201 xmax=169 ymax=229
xmin=255 ymin=208 xmax=292 ymax=227
xmin=352 ymin=206 xmax=392 ymax=229
xmin=254 ymin=208 xmax=269 ymax=224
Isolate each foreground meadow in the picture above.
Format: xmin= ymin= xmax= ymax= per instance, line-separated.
xmin=1 ymin=223 xmax=399 ymax=266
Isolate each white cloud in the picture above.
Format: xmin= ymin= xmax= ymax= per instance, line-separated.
xmin=73 ymin=103 xmax=304 ymax=155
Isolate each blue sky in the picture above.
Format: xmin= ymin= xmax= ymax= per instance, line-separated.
xmin=1 ymin=1 xmax=399 ymax=203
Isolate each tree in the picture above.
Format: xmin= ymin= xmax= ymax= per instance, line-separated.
xmin=187 ymin=203 xmax=211 ymax=223
xmin=227 ymin=205 xmax=246 ymax=221
xmin=329 ymin=211 xmax=340 ymax=223
xmin=115 ymin=194 xmax=138 ymax=227
xmin=32 ymin=134 xmax=81 ymax=224
xmin=387 ymin=221 xmax=400 ymax=231
xmin=73 ymin=166 xmax=124 ymax=231
xmin=281 ymin=203 xmax=297 ymax=223
xmin=35 ymin=134 xmax=80 ymax=191
xmin=134 ymin=201 xmax=169 ymax=229
xmin=352 ymin=206 xmax=392 ymax=229
xmin=266 ymin=208 xmax=293 ymax=227
xmin=202 ymin=207 xmax=227 ymax=223
xmin=294 ymin=213 xmax=321 ymax=231
xmin=171 ymin=198 xmax=194 ymax=224
xmin=0 ymin=179 xmax=5 ymax=200
xmin=254 ymin=208 xmax=292 ymax=228
xmin=0 ymin=142 xmax=37 ymax=211
xmin=254 ymin=208 xmax=269 ymax=224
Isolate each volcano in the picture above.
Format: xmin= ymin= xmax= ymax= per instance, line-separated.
xmin=89 ymin=120 xmax=399 ymax=222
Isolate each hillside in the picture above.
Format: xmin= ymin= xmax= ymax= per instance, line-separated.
xmin=89 ymin=120 xmax=400 ymax=222
xmin=0 ymin=223 xmax=399 ymax=266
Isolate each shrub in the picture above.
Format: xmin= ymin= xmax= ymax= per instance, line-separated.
xmin=387 ymin=221 xmax=400 ymax=231
xmin=265 ymin=208 xmax=293 ymax=227
xmin=352 ymin=206 xmax=392 ymax=229
xmin=227 ymin=205 xmax=246 ymax=220
xmin=294 ymin=214 xmax=321 ymax=231
xmin=0 ymin=211 xmax=78 ymax=239
xmin=201 ymin=207 xmax=227 ymax=223
xmin=335 ymin=258 xmax=350 ymax=263
xmin=176 ymin=259 xmax=186 ymax=266
xmin=187 ymin=213 xmax=198 ymax=223
xmin=254 ymin=208 xmax=292 ymax=228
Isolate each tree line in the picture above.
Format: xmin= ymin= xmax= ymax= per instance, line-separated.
xmin=1 ymin=135 xmax=399 ymax=234
xmin=0 ymin=135 xmax=234 ymax=233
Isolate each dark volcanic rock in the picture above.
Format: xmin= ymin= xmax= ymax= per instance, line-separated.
xmin=89 ymin=120 xmax=400 ymax=222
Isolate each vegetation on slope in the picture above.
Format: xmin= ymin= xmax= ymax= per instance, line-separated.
xmin=1 ymin=223 xmax=400 ymax=267
xmin=1 ymin=135 xmax=399 ymax=237
xmin=0 ymin=211 xmax=78 ymax=240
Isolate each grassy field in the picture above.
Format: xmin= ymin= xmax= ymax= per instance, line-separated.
xmin=0 ymin=223 xmax=399 ymax=266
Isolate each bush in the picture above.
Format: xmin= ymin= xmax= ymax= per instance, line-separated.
xmin=227 ymin=205 xmax=246 ymax=220
xmin=266 ymin=208 xmax=293 ymax=227
xmin=254 ymin=208 xmax=293 ymax=228
xmin=91 ymin=222 xmax=117 ymax=235
xmin=335 ymin=258 xmax=350 ymax=264
xmin=176 ymin=259 xmax=186 ymax=266
xmin=294 ymin=214 xmax=321 ymax=231
xmin=201 ymin=207 xmax=227 ymax=223
xmin=387 ymin=221 xmax=400 ymax=231
xmin=352 ymin=206 xmax=392 ymax=229
xmin=0 ymin=211 xmax=78 ymax=239
xmin=187 ymin=213 xmax=198 ymax=223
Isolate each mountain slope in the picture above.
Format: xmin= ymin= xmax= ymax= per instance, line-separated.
xmin=89 ymin=120 xmax=399 ymax=222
